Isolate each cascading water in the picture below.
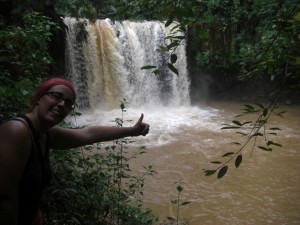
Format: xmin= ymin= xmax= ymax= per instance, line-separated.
xmin=63 ymin=16 xmax=219 ymax=146
xmin=62 ymin=18 xmax=300 ymax=225
xmin=64 ymin=17 xmax=190 ymax=110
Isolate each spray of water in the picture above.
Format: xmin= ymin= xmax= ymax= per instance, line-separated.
xmin=64 ymin=17 xmax=220 ymax=146
xmin=64 ymin=17 xmax=190 ymax=109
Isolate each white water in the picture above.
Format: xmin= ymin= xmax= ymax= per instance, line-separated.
xmin=63 ymin=18 xmax=300 ymax=225
xmin=64 ymin=17 xmax=190 ymax=110
xmin=66 ymin=102 xmax=300 ymax=225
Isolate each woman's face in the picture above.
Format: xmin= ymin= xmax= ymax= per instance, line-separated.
xmin=36 ymin=84 xmax=76 ymax=126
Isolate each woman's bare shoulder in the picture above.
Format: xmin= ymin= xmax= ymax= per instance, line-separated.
xmin=0 ymin=119 xmax=31 ymax=143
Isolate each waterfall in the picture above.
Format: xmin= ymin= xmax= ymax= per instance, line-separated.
xmin=64 ymin=17 xmax=190 ymax=110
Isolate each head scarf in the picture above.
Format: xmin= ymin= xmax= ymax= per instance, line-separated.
xmin=31 ymin=78 xmax=76 ymax=105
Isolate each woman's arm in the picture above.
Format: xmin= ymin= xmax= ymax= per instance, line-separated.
xmin=0 ymin=121 xmax=32 ymax=225
xmin=49 ymin=114 xmax=150 ymax=150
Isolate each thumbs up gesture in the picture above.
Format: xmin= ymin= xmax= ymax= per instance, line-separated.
xmin=131 ymin=113 xmax=150 ymax=136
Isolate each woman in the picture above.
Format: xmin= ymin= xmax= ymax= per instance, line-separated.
xmin=0 ymin=78 xmax=150 ymax=225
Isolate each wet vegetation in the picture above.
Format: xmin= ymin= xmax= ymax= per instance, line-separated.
xmin=0 ymin=0 xmax=299 ymax=224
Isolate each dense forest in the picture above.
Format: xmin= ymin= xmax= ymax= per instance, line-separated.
xmin=1 ymin=0 xmax=299 ymax=118
xmin=0 ymin=0 xmax=299 ymax=224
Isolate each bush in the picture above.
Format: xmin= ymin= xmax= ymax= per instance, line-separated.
xmin=41 ymin=107 xmax=158 ymax=225
xmin=0 ymin=12 xmax=58 ymax=119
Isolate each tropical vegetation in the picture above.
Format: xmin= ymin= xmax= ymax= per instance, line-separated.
xmin=0 ymin=0 xmax=299 ymax=224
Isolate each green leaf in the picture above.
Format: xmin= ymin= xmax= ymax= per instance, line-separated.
xmin=263 ymin=108 xmax=268 ymax=117
xmin=244 ymin=104 xmax=254 ymax=110
xmin=170 ymin=54 xmax=177 ymax=64
xmin=217 ymin=166 xmax=228 ymax=178
xmin=164 ymin=35 xmax=173 ymax=40
xmin=258 ymin=146 xmax=272 ymax=151
xmin=176 ymin=185 xmax=183 ymax=193
xmin=159 ymin=45 xmax=169 ymax=51
xmin=221 ymin=126 xmax=240 ymax=130
xmin=141 ymin=65 xmax=157 ymax=69
xmin=232 ymin=120 xmax=242 ymax=126
xmin=270 ymin=127 xmax=281 ymax=131
xmin=235 ymin=155 xmax=242 ymax=168
xmin=181 ymin=201 xmax=191 ymax=206
xmin=174 ymin=35 xmax=185 ymax=40
xmin=251 ymin=132 xmax=263 ymax=137
xmin=267 ymin=141 xmax=282 ymax=147
xmin=153 ymin=69 xmax=161 ymax=75
xmin=165 ymin=17 xmax=174 ymax=27
xmin=204 ymin=170 xmax=216 ymax=176
xmin=231 ymin=142 xmax=241 ymax=145
xmin=211 ymin=161 xmax=222 ymax=164
xmin=222 ymin=152 xmax=234 ymax=157
xmin=167 ymin=41 xmax=179 ymax=49
xmin=275 ymin=111 xmax=286 ymax=118
xmin=170 ymin=23 xmax=182 ymax=31
xmin=242 ymin=121 xmax=252 ymax=126
xmin=256 ymin=103 xmax=265 ymax=109
xmin=167 ymin=216 xmax=176 ymax=221
xmin=236 ymin=131 xmax=248 ymax=136
xmin=168 ymin=63 xmax=178 ymax=75
xmin=243 ymin=109 xmax=260 ymax=113
xmin=166 ymin=35 xmax=185 ymax=40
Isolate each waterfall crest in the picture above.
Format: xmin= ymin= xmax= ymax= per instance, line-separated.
xmin=64 ymin=17 xmax=190 ymax=110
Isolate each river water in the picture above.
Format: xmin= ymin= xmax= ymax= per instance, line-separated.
xmin=64 ymin=18 xmax=300 ymax=225
xmin=73 ymin=101 xmax=300 ymax=225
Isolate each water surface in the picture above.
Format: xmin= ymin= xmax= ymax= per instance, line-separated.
xmin=73 ymin=101 xmax=300 ymax=225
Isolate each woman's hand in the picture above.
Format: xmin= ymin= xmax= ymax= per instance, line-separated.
xmin=131 ymin=114 xmax=150 ymax=136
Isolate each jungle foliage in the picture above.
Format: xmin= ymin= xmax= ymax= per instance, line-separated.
xmin=1 ymin=0 xmax=299 ymax=117
xmin=0 ymin=12 xmax=59 ymax=119
xmin=0 ymin=0 xmax=299 ymax=223
xmin=52 ymin=0 xmax=300 ymax=88
xmin=51 ymin=0 xmax=300 ymax=179
xmin=42 ymin=104 xmax=158 ymax=225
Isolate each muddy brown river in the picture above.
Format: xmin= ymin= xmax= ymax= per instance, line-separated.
xmin=74 ymin=100 xmax=300 ymax=225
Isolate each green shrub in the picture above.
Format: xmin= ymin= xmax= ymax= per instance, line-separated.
xmin=0 ymin=12 xmax=59 ymax=119
xmin=42 ymin=103 xmax=158 ymax=225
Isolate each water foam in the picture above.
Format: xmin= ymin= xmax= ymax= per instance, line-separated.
xmin=68 ymin=105 xmax=221 ymax=147
xmin=64 ymin=18 xmax=190 ymax=110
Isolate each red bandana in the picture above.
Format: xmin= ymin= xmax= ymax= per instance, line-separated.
xmin=31 ymin=78 xmax=76 ymax=105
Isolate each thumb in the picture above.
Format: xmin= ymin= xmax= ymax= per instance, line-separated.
xmin=137 ymin=113 xmax=144 ymax=124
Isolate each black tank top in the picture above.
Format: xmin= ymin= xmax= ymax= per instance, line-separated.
xmin=3 ymin=115 xmax=52 ymax=225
